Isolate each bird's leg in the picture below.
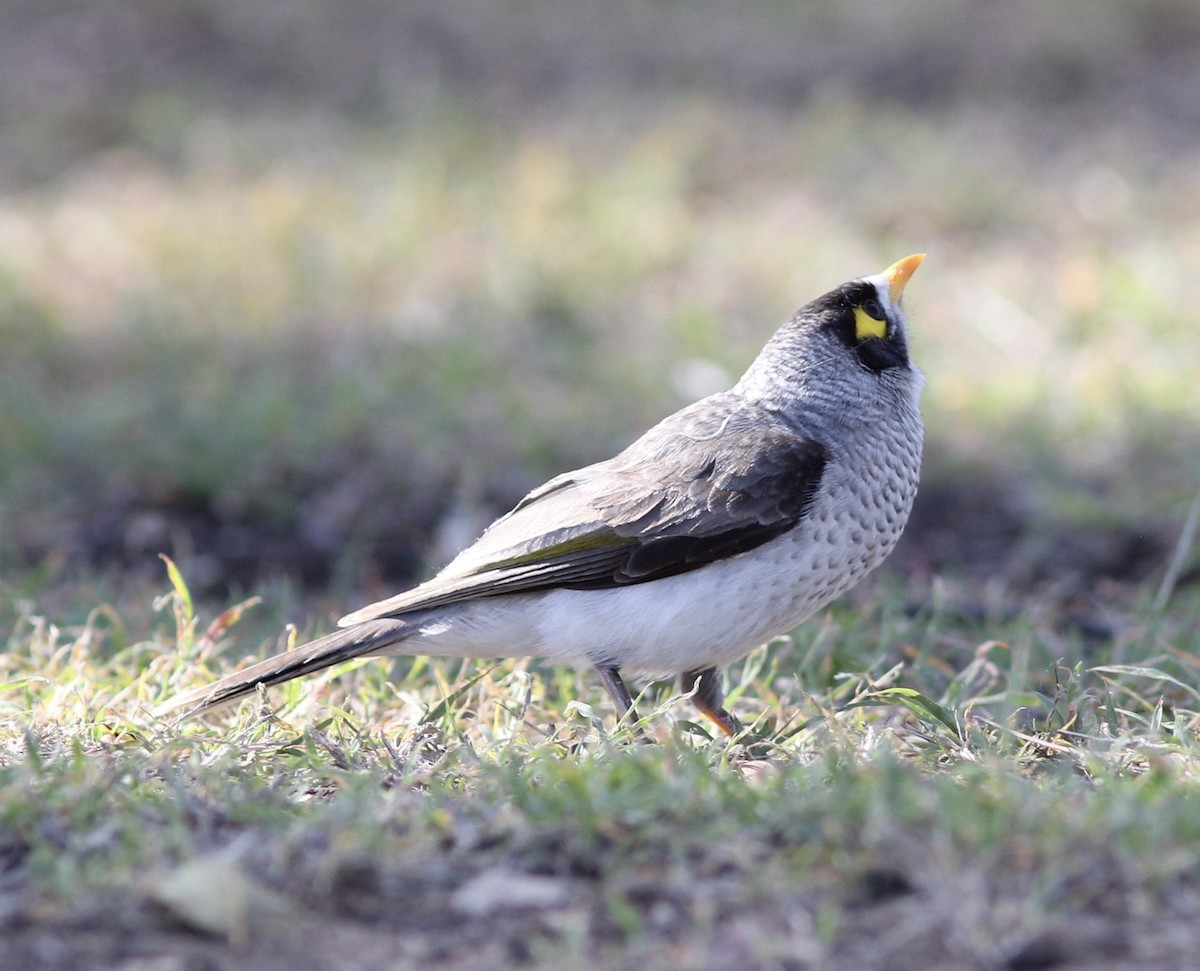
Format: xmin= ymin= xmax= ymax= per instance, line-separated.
xmin=680 ymin=666 xmax=742 ymax=737
xmin=595 ymin=663 xmax=643 ymax=732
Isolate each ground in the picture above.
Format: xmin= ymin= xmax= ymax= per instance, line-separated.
xmin=3 ymin=2 xmax=1200 ymax=969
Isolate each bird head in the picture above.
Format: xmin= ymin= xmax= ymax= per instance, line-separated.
xmin=738 ymin=254 xmax=925 ymax=410
xmin=819 ymin=253 xmax=924 ymax=375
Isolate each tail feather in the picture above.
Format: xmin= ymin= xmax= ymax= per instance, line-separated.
xmin=154 ymin=618 xmax=411 ymax=718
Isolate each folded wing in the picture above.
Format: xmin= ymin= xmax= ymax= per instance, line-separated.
xmin=340 ymin=396 xmax=827 ymax=625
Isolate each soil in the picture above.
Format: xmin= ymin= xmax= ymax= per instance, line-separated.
xmin=35 ymin=468 xmax=1183 ymax=601
xmin=5 ymin=852 xmax=1200 ymax=971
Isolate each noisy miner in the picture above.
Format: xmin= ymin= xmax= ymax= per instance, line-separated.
xmin=157 ymin=254 xmax=926 ymax=736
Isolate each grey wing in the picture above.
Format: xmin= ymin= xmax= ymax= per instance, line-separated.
xmin=589 ymin=401 xmax=828 ymax=583
xmin=339 ymin=396 xmax=827 ymax=625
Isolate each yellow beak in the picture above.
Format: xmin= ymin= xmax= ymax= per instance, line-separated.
xmin=884 ymin=253 xmax=925 ymax=303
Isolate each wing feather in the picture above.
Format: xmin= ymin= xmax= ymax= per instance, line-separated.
xmin=340 ymin=395 xmax=826 ymax=626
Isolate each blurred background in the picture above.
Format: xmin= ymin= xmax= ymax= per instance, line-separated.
xmin=1 ymin=0 xmax=1198 ymax=622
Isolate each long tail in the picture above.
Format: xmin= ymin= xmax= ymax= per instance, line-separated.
xmin=154 ymin=618 xmax=411 ymax=718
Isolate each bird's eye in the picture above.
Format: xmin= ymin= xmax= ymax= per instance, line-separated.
xmin=861 ymin=298 xmax=885 ymax=321
xmin=852 ymin=300 xmax=888 ymax=342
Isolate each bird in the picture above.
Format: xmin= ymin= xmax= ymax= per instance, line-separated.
xmin=156 ymin=254 xmax=926 ymax=736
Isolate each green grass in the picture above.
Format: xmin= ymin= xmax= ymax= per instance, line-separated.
xmin=3 ymin=558 xmax=1200 ymax=965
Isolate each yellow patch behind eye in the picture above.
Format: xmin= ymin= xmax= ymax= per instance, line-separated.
xmin=854 ymin=306 xmax=887 ymax=341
